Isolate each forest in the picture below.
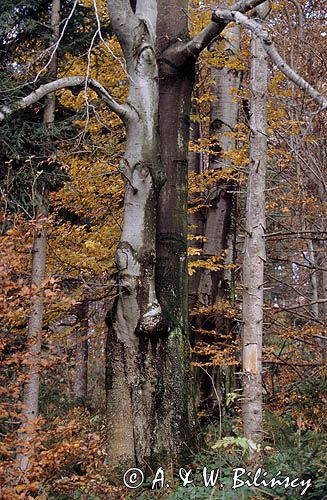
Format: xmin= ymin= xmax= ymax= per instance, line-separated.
xmin=0 ymin=0 xmax=326 ymax=498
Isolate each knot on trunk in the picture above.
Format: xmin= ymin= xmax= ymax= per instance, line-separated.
xmin=133 ymin=161 xmax=165 ymax=191
xmin=138 ymin=301 xmax=164 ymax=335
xmin=136 ymin=43 xmax=157 ymax=78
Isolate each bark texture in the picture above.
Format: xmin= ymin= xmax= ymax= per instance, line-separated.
xmin=73 ymin=301 xmax=89 ymax=405
xmin=106 ymin=0 xmax=164 ymax=466
xmin=2 ymin=0 xmax=324 ymax=472
xmin=105 ymin=0 xmax=275 ymax=467
xmin=106 ymin=0 xmax=196 ymax=467
xmin=156 ymin=0 xmax=196 ymax=461
xmin=17 ymin=195 xmax=49 ymax=471
xmin=241 ymin=3 xmax=268 ymax=461
xmin=88 ymin=297 xmax=107 ymax=410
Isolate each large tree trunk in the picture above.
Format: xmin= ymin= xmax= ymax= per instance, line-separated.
xmin=105 ymin=0 xmax=178 ymax=466
xmin=241 ymin=2 xmax=268 ymax=462
xmin=17 ymin=0 xmax=60 ymax=472
xmin=2 ymin=0 xmax=324 ymax=472
xmin=155 ymin=0 xmax=196 ymax=460
xmin=106 ymin=0 xmax=195 ymax=467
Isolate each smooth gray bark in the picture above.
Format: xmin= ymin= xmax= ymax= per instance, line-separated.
xmin=106 ymin=0 xmax=196 ymax=467
xmin=0 ymin=77 xmax=128 ymax=123
xmin=105 ymin=0 xmax=166 ymax=466
xmin=106 ymin=0 xmax=325 ymax=466
xmin=241 ymin=2 xmax=268 ymax=462
xmin=17 ymin=194 xmax=48 ymax=472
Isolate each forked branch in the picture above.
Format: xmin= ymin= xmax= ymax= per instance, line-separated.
xmin=107 ymin=0 xmax=140 ymax=56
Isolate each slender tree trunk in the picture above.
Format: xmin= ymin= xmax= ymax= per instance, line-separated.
xmin=241 ymin=2 xmax=268 ymax=462
xmin=322 ymin=263 xmax=327 ymax=318
xmin=307 ymin=239 xmax=319 ymax=318
xmin=17 ymin=0 xmax=60 ymax=471
xmin=88 ymin=297 xmax=107 ymax=411
xmin=188 ymin=109 xmax=206 ymax=409
xmin=17 ymin=195 xmax=48 ymax=472
xmin=73 ymin=300 xmax=89 ymax=405
xmin=321 ymin=240 xmax=327 ymax=359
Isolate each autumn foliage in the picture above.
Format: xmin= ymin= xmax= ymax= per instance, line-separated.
xmin=1 ymin=0 xmax=326 ymax=498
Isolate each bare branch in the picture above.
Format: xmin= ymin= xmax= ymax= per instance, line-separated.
xmin=183 ymin=0 xmax=268 ymax=59
xmin=93 ymin=0 xmax=128 ymax=77
xmin=213 ymin=9 xmax=327 ymax=109
xmin=34 ymin=0 xmax=79 ymax=83
xmin=231 ymin=0 xmax=271 ymax=11
xmin=0 ymin=77 xmax=131 ymax=123
xmin=287 ymin=0 xmax=304 ymax=42
xmin=266 ymin=229 xmax=327 ymax=239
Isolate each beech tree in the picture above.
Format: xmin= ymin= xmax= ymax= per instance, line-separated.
xmin=241 ymin=1 xmax=268 ymax=462
xmin=191 ymin=8 xmax=242 ymax=412
xmin=17 ymin=0 xmax=61 ymax=472
xmin=1 ymin=0 xmax=326 ymax=470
